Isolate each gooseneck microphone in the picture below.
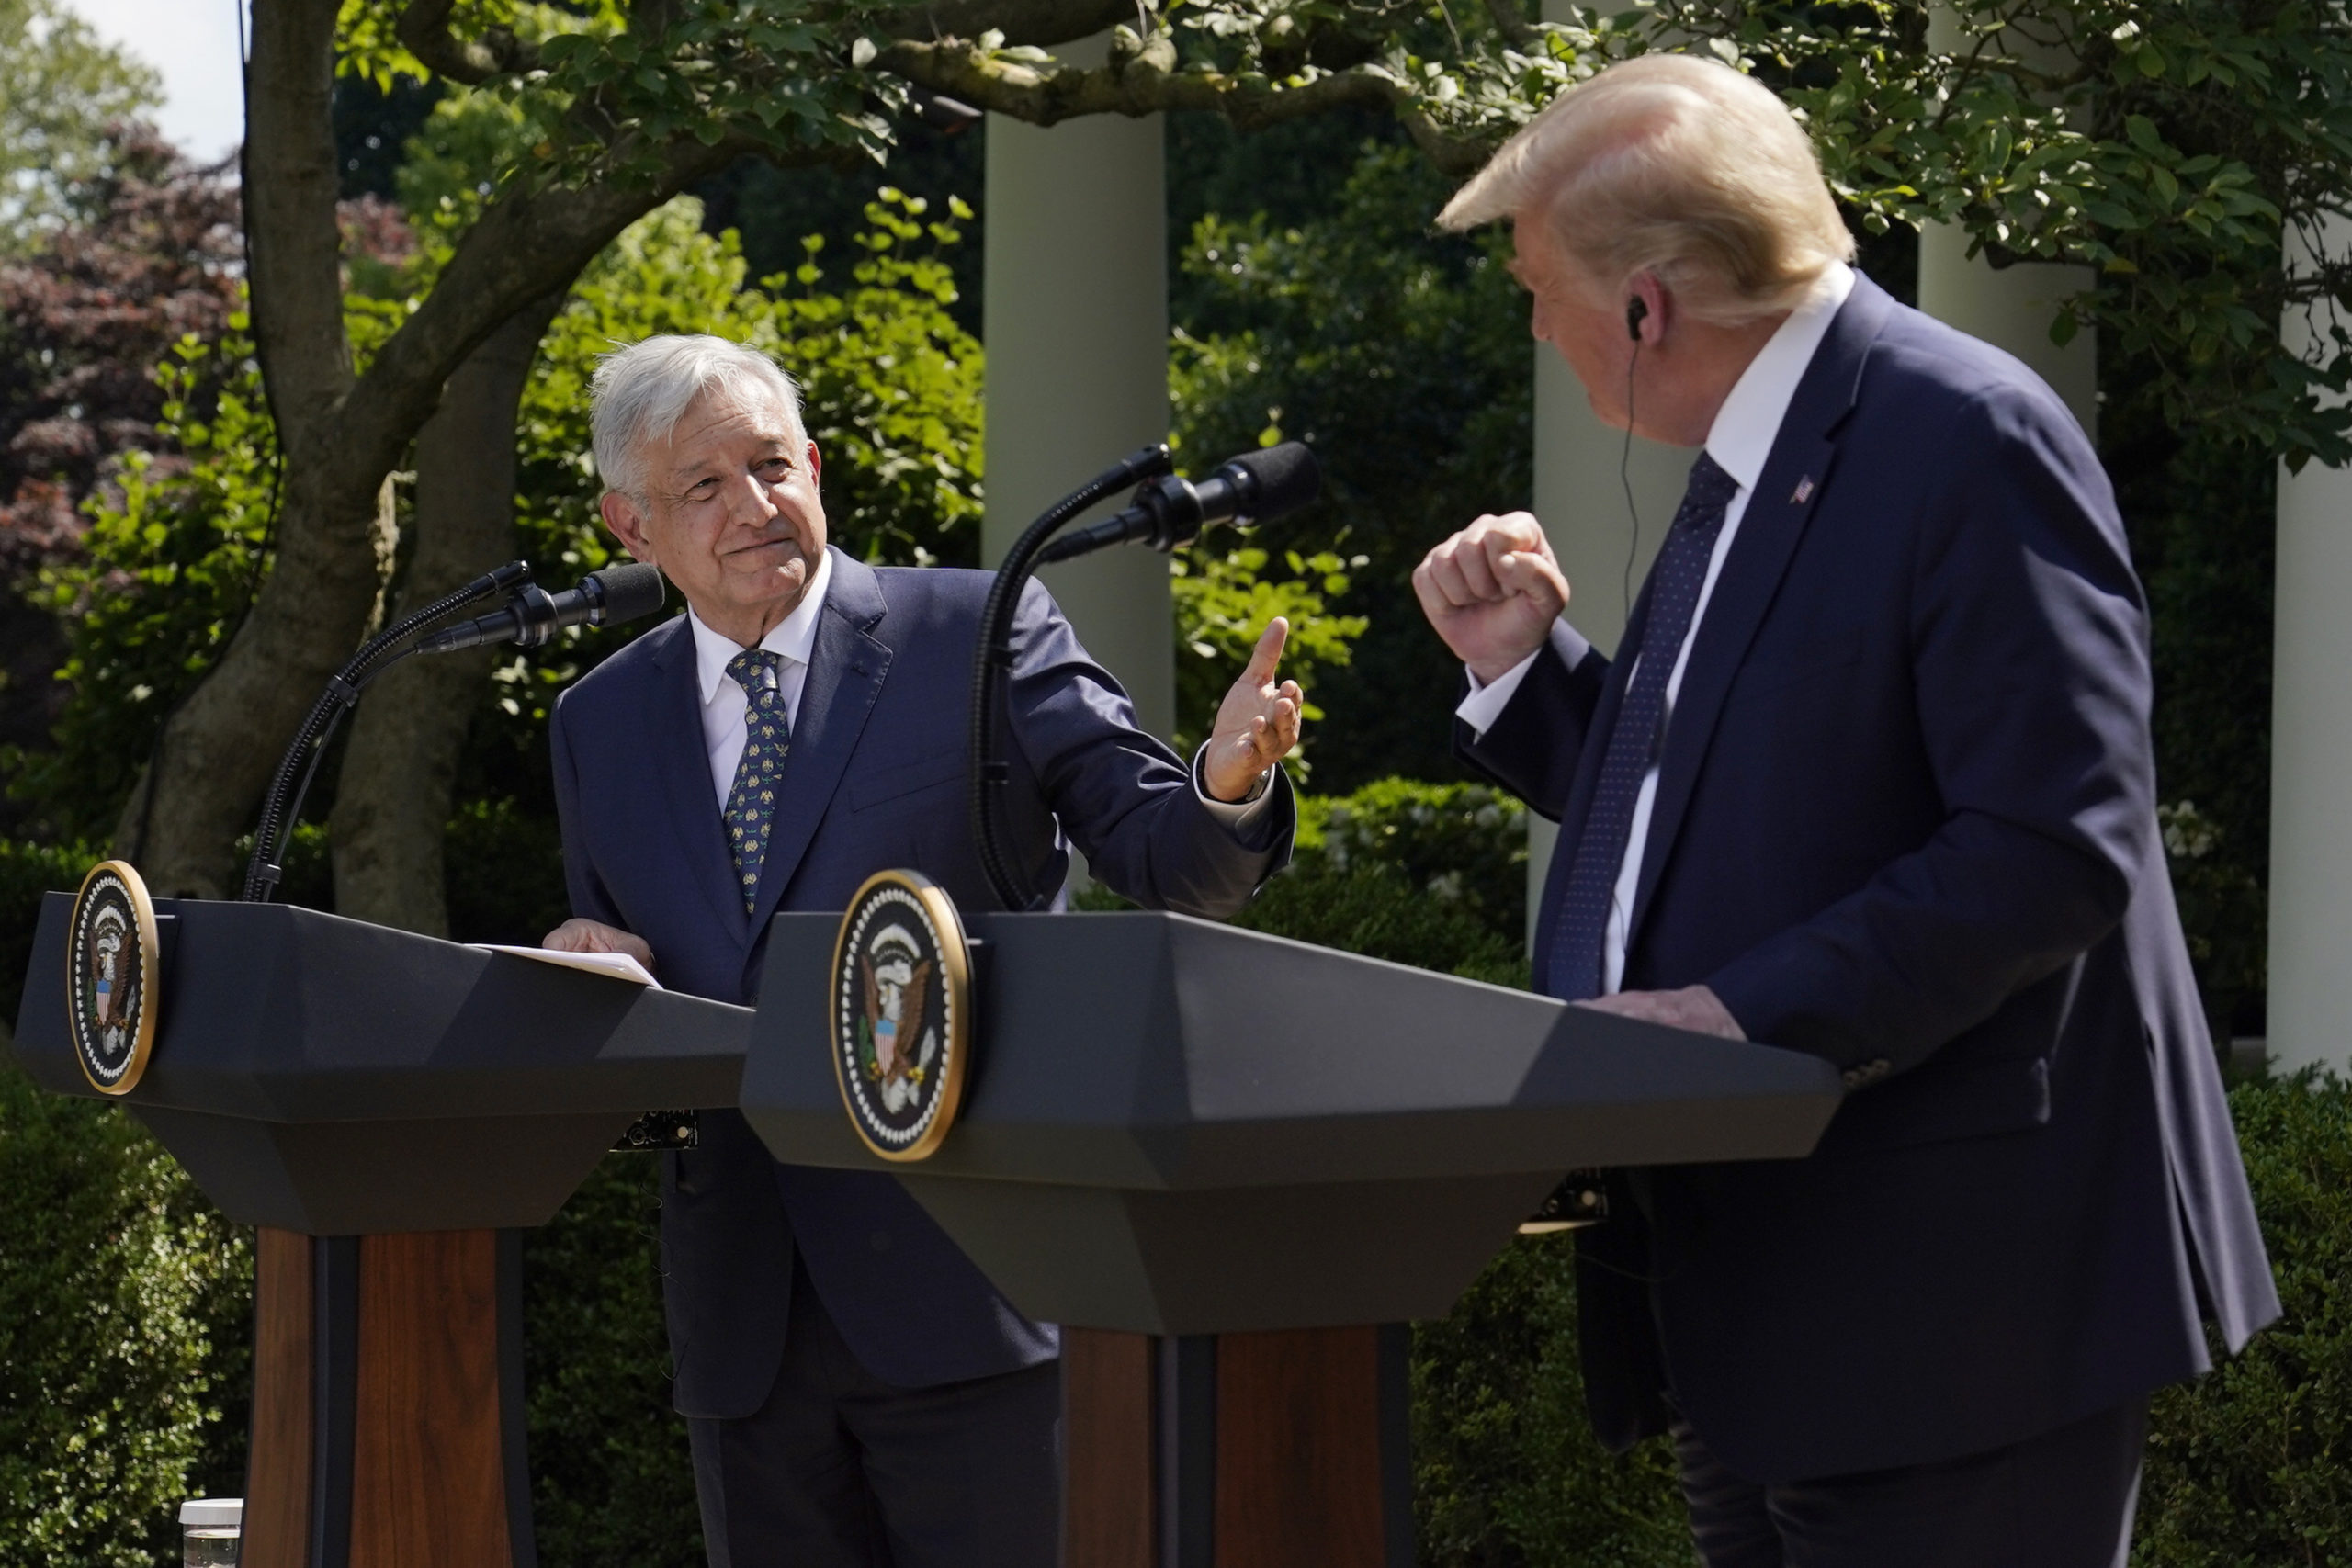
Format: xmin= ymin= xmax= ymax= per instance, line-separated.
xmin=969 ymin=441 xmax=1324 ymax=912
xmin=1035 ymin=443 xmax=1322 ymax=565
xmin=415 ymin=561 xmax=668 ymax=653
xmin=240 ymin=560 xmax=672 ymax=902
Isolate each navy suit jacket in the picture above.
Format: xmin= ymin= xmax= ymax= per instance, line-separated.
xmin=552 ymin=550 xmax=1293 ymax=1416
xmin=1464 ymin=276 xmax=2278 ymax=1484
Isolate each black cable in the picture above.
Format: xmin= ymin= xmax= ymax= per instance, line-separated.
xmin=968 ymin=445 xmax=1175 ymax=911
xmin=1620 ymin=333 xmax=1642 ymax=626
xmin=240 ymin=561 xmax=532 ymax=901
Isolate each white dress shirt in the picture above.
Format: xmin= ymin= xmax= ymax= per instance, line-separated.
xmin=688 ymin=547 xmax=834 ymax=807
xmin=687 ymin=546 xmax=1274 ymax=832
xmin=1458 ymin=262 xmax=1856 ymax=992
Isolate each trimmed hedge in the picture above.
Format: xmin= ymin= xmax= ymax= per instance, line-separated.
xmin=0 ymin=1064 xmax=248 ymax=1568
xmin=4 ymin=784 xmax=2351 ymax=1564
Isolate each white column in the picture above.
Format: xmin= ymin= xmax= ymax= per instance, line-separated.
xmin=982 ymin=54 xmax=1172 ymax=739
xmin=2266 ymin=220 xmax=2352 ymax=1075
xmin=1522 ymin=0 xmax=1692 ymax=949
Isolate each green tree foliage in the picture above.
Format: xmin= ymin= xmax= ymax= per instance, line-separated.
xmin=0 ymin=0 xmax=161 ymax=252
xmin=1173 ymin=139 xmax=1530 ymax=788
xmin=1170 ymin=543 xmax=1368 ymax=766
xmin=1695 ymin=0 xmax=2352 ymax=464
xmin=15 ymin=331 xmax=277 ymax=845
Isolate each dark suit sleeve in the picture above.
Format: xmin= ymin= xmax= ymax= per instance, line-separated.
xmin=1002 ymin=577 xmax=1294 ymax=918
xmin=548 ymin=691 xmax=628 ymax=931
xmin=1706 ymin=389 xmax=2150 ymax=1075
xmin=1456 ymin=624 xmax=1611 ymax=819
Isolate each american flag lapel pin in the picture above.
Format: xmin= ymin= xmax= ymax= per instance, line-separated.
xmin=1792 ymin=476 xmax=1815 ymax=504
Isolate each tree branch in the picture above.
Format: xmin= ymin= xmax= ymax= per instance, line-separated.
xmin=395 ymin=0 xmax=538 ymax=85
xmin=876 ymin=37 xmax=1489 ymax=173
xmin=877 ymin=0 xmax=1136 ymax=49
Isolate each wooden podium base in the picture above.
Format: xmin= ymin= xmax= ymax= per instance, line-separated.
xmin=243 ymin=1228 xmax=533 ymax=1568
xmin=1063 ymin=1325 xmax=1415 ymax=1568
xmin=240 ymin=1232 xmax=1405 ymax=1568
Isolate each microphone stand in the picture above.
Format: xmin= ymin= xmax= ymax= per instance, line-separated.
xmin=239 ymin=561 xmax=534 ymax=903
xmin=968 ymin=445 xmax=1175 ymax=911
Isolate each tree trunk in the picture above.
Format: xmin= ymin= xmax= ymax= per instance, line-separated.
xmin=111 ymin=0 xmax=381 ymax=897
xmin=329 ymin=297 xmax=561 ymax=935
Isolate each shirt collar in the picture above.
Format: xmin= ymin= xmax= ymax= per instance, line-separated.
xmin=1703 ymin=261 xmax=1857 ymax=493
xmin=687 ymin=546 xmax=834 ymax=705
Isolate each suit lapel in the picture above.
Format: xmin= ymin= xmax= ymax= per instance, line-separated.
xmin=1623 ymin=276 xmax=1895 ymax=956
xmin=645 ymin=616 xmax=750 ymax=938
xmin=750 ymin=550 xmax=892 ymax=927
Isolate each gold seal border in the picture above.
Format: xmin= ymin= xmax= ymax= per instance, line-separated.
xmin=828 ymin=868 xmax=973 ymax=1164
xmin=67 ymin=859 xmax=160 ymax=1097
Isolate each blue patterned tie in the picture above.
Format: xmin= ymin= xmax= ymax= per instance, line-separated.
xmin=1546 ymin=453 xmax=1741 ymax=1000
xmin=722 ymin=649 xmax=791 ymax=912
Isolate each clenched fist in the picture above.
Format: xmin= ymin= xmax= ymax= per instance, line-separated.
xmin=1412 ymin=513 xmax=1572 ymax=683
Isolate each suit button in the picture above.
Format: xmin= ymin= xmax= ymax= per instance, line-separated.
xmin=870 ymin=1231 xmax=892 ymax=1253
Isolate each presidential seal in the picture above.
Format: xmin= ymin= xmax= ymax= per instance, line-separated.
xmin=67 ymin=860 xmax=160 ymax=1095
xmin=830 ymin=870 xmax=972 ymax=1162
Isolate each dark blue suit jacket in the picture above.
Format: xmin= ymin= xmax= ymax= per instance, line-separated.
xmin=1464 ymin=276 xmax=2278 ymax=1484
xmin=552 ymin=550 xmax=1293 ymax=1416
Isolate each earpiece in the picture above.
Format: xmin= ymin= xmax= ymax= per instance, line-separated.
xmin=1624 ymin=296 xmax=1649 ymax=343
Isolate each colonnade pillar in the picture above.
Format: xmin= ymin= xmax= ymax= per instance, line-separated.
xmin=982 ymin=51 xmax=1173 ymax=740
xmin=2266 ymin=221 xmax=2352 ymax=1075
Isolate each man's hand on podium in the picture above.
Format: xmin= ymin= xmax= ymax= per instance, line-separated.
xmin=544 ymin=918 xmax=659 ymax=976
xmin=1576 ymin=985 xmax=1743 ymax=1040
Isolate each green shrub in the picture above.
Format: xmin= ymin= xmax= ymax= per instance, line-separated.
xmin=1295 ymin=777 xmax=1529 ymax=950
xmin=1415 ymin=1234 xmax=1690 ymax=1568
xmin=0 ymin=837 xmax=96 ymax=1026
xmin=0 ymin=1063 xmax=248 ymax=1568
xmin=521 ymin=1156 xmax=703 ymax=1568
xmin=2135 ymin=1073 xmax=2352 ymax=1563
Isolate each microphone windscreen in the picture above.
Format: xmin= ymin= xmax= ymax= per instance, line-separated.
xmin=1224 ymin=441 xmax=1322 ymax=521
xmin=594 ymin=561 xmax=669 ymax=625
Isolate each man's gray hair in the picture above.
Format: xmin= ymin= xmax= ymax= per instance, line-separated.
xmin=591 ymin=334 xmax=807 ymax=501
xmin=1439 ymin=55 xmax=1854 ymax=325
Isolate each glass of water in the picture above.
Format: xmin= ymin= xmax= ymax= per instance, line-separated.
xmin=180 ymin=1498 xmax=242 ymax=1566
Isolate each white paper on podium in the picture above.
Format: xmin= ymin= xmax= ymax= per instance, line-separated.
xmin=468 ymin=943 xmax=662 ymax=989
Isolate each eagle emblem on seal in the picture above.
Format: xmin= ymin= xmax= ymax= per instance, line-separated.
xmin=856 ymin=926 xmax=938 ymax=1117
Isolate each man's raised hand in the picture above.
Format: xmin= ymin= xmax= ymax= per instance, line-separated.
xmin=1413 ymin=513 xmax=1571 ymax=683
xmin=1203 ymin=617 xmax=1304 ymax=803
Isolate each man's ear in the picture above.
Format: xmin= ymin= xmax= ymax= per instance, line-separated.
xmin=805 ymin=438 xmax=821 ymax=485
xmin=1627 ymin=271 xmax=1669 ymax=346
xmin=600 ymin=490 xmax=655 ymax=565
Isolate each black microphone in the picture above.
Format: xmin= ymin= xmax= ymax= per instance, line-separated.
xmin=414 ymin=561 xmax=668 ymax=653
xmin=1035 ymin=442 xmax=1322 ymax=565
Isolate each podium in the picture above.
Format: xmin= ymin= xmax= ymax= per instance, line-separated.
xmin=12 ymin=895 xmax=1844 ymax=1567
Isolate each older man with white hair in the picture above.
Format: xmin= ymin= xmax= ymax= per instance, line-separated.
xmin=1417 ymin=54 xmax=2277 ymax=1564
xmin=545 ymin=334 xmax=1301 ymax=1566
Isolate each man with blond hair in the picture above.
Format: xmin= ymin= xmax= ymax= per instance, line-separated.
xmin=545 ymin=333 xmax=1303 ymax=1565
xmin=1417 ymin=55 xmax=2276 ymax=1562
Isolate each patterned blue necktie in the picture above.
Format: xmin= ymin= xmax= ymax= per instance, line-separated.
xmin=722 ymin=649 xmax=791 ymax=912
xmin=1546 ymin=452 xmax=1741 ymax=1000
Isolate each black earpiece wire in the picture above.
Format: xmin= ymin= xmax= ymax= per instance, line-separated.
xmin=1621 ymin=295 xmax=1646 ymax=623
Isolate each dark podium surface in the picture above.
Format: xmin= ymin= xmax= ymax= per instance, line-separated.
xmin=13 ymin=894 xmax=1848 ymax=1568
xmin=748 ymin=910 xmax=1844 ymax=1336
xmin=13 ymin=893 xmax=748 ymax=1233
